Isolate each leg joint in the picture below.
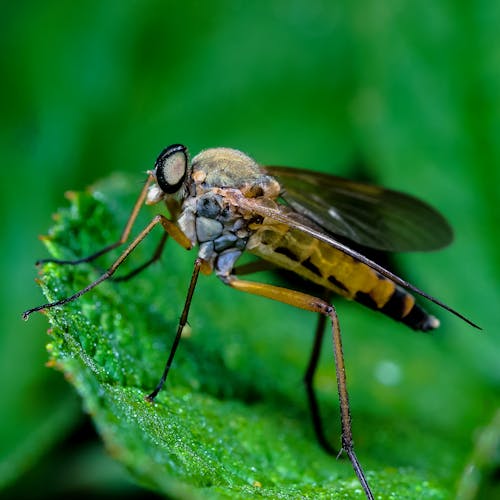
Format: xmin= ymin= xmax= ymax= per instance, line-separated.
xmin=313 ymin=300 xmax=334 ymax=316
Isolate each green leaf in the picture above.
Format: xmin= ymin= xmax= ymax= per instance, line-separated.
xmin=28 ymin=173 xmax=483 ymax=499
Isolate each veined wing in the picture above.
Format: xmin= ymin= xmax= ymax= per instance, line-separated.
xmin=265 ymin=166 xmax=453 ymax=252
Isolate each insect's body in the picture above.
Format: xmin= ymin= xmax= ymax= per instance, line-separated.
xmin=167 ymin=147 xmax=438 ymax=332
xmin=25 ymin=143 xmax=478 ymax=500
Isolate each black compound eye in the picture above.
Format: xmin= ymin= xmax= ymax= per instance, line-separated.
xmin=155 ymin=144 xmax=188 ymax=194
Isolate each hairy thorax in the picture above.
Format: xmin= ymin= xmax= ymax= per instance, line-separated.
xmin=177 ymin=147 xmax=281 ymax=278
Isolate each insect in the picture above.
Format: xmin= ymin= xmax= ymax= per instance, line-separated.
xmin=24 ymin=144 xmax=478 ymax=498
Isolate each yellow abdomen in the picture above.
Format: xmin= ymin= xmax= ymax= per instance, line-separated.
xmin=245 ymin=220 xmax=437 ymax=331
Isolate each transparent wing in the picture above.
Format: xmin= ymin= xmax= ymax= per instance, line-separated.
xmin=265 ymin=166 xmax=453 ymax=252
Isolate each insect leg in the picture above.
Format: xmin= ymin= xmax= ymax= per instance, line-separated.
xmin=111 ymin=232 xmax=168 ymax=282
xmin=304 ymin=308 xmax=339 ymax=456
xmin=36 ymin=174 xmax=154 ymax=266
xmin=22 ymin=215 xmax=192 ymax=320
xmin=146 ymin=257 xmax=203 ymax=402
xmin=222 ymin=275 xmax=374 ymax=500
xmin=233 ymin=260 xmax=338 ymax=452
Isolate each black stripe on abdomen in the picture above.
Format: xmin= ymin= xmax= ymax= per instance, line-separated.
xmin=355 ymin=287 xmax=438 ymax=332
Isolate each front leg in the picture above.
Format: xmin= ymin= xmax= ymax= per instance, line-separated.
xmin=23 ymin=214 xmax=192 ymax=320
xmin=36 ymin=174 xmax=155 ymax=266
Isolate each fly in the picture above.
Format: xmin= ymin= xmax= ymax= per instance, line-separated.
xmin=23 ymin=144 xmax=479 ymax=499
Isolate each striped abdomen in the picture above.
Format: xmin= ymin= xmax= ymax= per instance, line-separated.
xmin=246 ymin=221 xmax=439 ymax=332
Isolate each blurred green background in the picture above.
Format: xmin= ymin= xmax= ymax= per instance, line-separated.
xmin=1 ymin=1 xmax=499 ymax=498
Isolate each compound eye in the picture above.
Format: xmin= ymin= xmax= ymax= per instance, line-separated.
xmin=154 ymin=144 xmax=188 ymax=194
